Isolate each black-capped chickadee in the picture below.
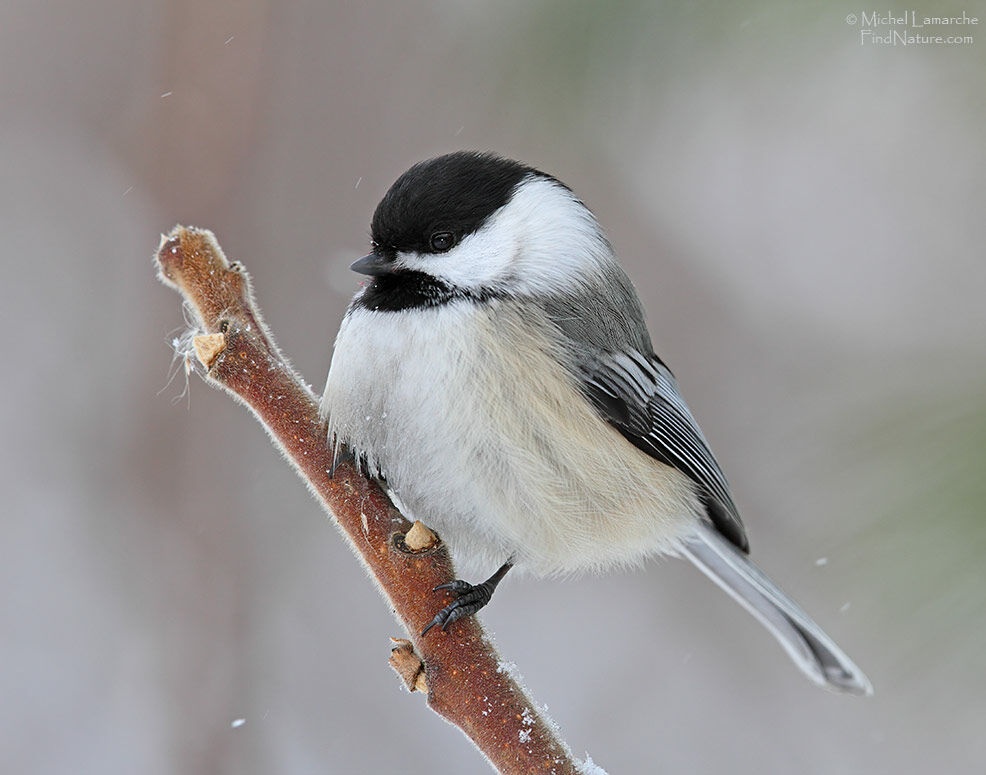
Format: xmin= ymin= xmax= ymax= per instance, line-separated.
xmin=322 ymin=151 xmax=871 ymax=695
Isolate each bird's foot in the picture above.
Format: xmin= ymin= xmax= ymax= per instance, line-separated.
xmin=421 ymin=562 xmax=512 ymax=636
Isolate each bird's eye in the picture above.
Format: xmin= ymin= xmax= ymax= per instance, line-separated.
xmin=429 ymin=231 xmax=455 ymax=253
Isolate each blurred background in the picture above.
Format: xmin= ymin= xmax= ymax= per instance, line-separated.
xmin=2 ymin=1 xmax=984 ymax=772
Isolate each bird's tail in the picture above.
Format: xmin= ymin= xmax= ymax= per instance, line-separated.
xmin=680 ymin=523 xmax=872 ymax=695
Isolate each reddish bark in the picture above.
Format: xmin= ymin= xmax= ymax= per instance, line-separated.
xmin=156 ymin=226 xmax=584 ymax=775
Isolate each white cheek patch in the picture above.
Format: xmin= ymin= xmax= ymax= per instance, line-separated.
xmin=395 ymin=177 xmax=615 ymax=295
xmin=396 ymin=230 xmax=514 ymax=290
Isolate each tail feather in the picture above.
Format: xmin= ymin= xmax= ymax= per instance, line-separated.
xmin=681 ymin=524 xmax=872 ymax=695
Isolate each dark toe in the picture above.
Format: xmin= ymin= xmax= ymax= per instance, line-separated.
xmin=421 ymin=581 xmax=493 ymax=636
xmin=433 ymin=579 xmax=472 ymax=593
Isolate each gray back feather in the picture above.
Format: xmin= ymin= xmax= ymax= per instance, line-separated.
xmin=533 ymin=258 xmax=750 ymax=552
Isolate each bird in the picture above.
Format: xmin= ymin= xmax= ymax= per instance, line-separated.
xmin=321 ymin=151 xmax=872 ymax=695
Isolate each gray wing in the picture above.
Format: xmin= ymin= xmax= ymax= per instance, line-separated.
xmin=539 ymin=268 xmax=749 ymax=552
xmin=576 ymin=348 xmax=748 ymax=552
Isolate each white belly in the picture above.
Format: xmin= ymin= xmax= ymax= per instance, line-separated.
xmin=322 ymin=300 xmax=701 ymax=577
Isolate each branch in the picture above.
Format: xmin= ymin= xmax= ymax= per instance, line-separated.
xmin=155 ymin=226 xmax=589 ymax=775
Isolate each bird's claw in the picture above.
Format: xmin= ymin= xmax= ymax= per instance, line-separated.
xmin=421 ymin=578 xmax=494 ymax=636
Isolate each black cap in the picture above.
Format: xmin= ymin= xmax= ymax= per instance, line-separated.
xmin=369 ymin=152 xmax=539 ymax=256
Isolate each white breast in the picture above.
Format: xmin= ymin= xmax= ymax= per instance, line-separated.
xmin=322 ymin=300 xmax=701 ymax=577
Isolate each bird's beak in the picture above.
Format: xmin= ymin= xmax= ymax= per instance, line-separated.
xmin=350 ymin=253 xmax=394 ymax=277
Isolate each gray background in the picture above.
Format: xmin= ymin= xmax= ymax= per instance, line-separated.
xmin=2 ymin=1 xmax=984 ymax=773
